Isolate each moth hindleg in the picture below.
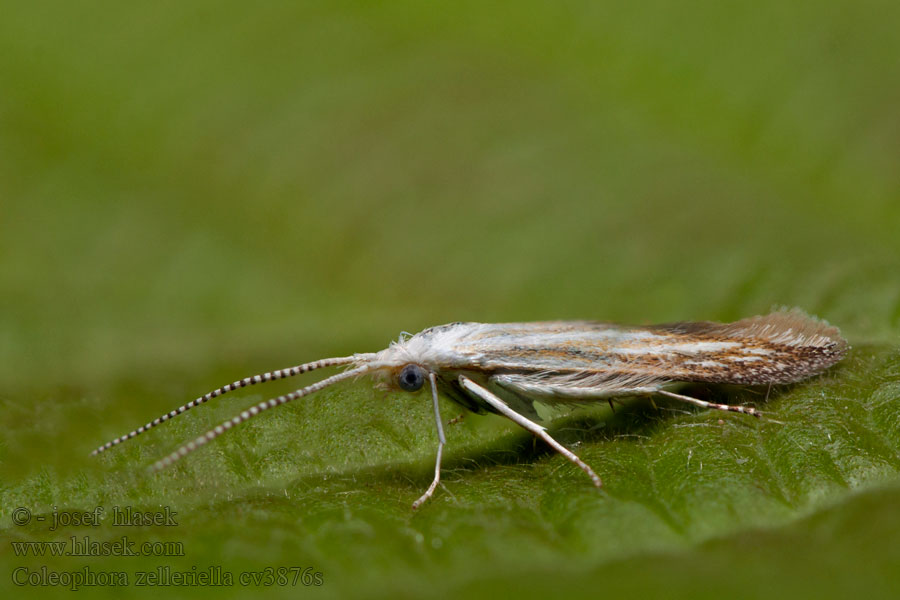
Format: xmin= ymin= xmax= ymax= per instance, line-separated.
xmin=656 ymin=389 xmax=761 ymax=418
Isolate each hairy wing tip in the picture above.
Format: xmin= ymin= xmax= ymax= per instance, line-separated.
xmin=732 ymin=308 xmax=848 ymax=350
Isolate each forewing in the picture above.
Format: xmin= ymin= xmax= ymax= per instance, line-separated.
xmin=459 ymin=310 xmax=847 ymax=391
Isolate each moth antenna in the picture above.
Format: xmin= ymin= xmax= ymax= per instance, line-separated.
xmin=150 ymin=364 xmax=371 ymax=472
xmin=91 ymin=355 xmax=360 ymax=456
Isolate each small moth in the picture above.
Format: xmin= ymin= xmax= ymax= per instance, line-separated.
xmin=93 ymin=309 xmax=847 ymax=508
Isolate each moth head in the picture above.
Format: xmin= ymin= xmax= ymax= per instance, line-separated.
xmin=397 ymin=363 xmax=427 ymax=392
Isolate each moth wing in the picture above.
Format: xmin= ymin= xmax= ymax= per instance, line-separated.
xmin=642 ymin=308 xmax=848 ymax=384
xmin=488 ymin=372 xmax=664 ymax=422
xmin=493 ymin=372 xmax=662 ymax=399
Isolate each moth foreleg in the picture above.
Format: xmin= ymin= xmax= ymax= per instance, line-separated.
xmin=412 ymin=443 xmax=443 ymax=510
xmin=655 ymin=389 xmax=761 ymax=418
xmin=458 ymin=375 xmax=602 ymax=488
xmin=412 ymin=373 xmax=447 ymax=510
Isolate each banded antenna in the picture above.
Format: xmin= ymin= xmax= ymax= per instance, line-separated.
xmin=91 ymin=355 xmax=365 ymax=456
xmin=149 ymin=364 xmax=372 ymax=471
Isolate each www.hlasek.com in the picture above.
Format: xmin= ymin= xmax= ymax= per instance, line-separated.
xmin=12 ymin=566 xmax=325 ymax=590
xmin=12 ymin=535 xmax=184 ymax=557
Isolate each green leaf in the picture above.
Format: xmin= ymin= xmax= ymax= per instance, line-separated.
xmin=2 ymin=1 xmax=900 ymax=598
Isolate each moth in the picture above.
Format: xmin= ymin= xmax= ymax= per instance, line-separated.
xmin=93 ymin=309 xmax=847 ymax=508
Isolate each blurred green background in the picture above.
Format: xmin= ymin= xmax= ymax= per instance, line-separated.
xmin=2 ymin=1 xmax=900 ymax=598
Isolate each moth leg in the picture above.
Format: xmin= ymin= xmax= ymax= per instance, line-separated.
xmin=448 ymin=413 xmax=466 ymax=426
xmin=458 ymin=375 xmax=602 ymax=488
xmin=413 ymin=373 xmax=447 ymax=510
xmin=656 ymin=389 xmax=761 ymax=418
xmin=606 ymin=397 xmax=629 ymax=413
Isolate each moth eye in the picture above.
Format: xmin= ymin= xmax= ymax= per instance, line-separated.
xmin=398 ymin=364 xmax=426 ymax=392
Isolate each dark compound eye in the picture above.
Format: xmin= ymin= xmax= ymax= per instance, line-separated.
xmin=398 ymin=364 xmax=426 ymax=392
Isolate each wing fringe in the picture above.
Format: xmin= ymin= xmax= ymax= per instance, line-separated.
xmin=652 ymin=308 xmax=848 ymax=351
